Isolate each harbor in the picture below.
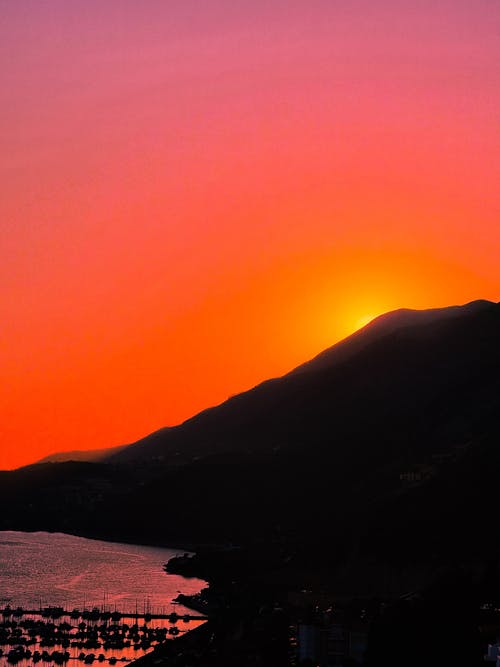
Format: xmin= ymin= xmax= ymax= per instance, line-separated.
xmin=0 ymin=533 xmax=209 ymax=667
xmin=0 ymin=605 xmax=207 ymax=667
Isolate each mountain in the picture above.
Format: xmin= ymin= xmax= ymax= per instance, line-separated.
xmin=106 ymin=298 xmax=499 ymax=469
xmin=2 ymin=299 xmax=500 ymax=594
xmin=90 ymin=299 xmax=500 ymax=559
xmin=37 ymin=444 xmax=127 ymax=464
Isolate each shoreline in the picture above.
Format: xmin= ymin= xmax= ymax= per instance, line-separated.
xmin=0 ymin=535 xmax=213 ymax=667
xmin=0 ymin=527 xmax=205 ymax=555
xmin=0 ymin=531 xmax=209 ymax=618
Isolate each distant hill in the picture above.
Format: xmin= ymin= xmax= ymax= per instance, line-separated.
xmin=2 ymin=299 xmax=500 ymax=595
xmin=37 ymin=444 xmax=127 ymax=464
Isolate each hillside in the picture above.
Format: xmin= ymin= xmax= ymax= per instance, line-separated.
xmin=107 ymin=299 xmax=499 ymax=470
xmin=1 ymin=299 xmax=500 ymax=593
xmin=37 ymin=444 xmax=127 ymax=464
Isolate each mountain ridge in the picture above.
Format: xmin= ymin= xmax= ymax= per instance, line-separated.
xmin=20 ymin=299 xmax=496 ymax=468
xmin=289 ymin=298 xmax=497 ymax=376
xmin=1 ymin=297 xmax=500 ymax=594
xmin=107 ymin=298 xmax=499 ymax=465
xmin=36 ymin=444 xmax=127 ymax=465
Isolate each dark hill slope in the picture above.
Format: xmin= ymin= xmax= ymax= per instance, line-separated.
xmin=290 ymin=298 xmax=494 ymax=376
xmin=1 ymin=300 xmax=500 ymax=591
xmin=83 ymin=299 xmax=500 ymax=565
xmin=37 ymin=444 xmax=127 ymax=464
xmin=109 ymin=299 xmax=500 ymax=472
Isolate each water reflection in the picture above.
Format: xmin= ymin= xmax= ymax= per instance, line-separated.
xmin=0 ymin=608 xmax=205 ymax=667
xmin=0 ymin=533 xmax=208 ymax=667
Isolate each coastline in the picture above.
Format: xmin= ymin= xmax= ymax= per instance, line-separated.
xmin=0 ymin=526 xmax=203 ymax=555
xmin=0 ymin=531 xmax=213 ymax=667
xmin=0 ymin=531 xmax=208 ymax=614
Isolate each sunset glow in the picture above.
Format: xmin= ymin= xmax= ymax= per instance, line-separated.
xmin=353 ymin=315 xmax=377 ymax=333
xmin=1 ymin=1 xmax=499 ymax=469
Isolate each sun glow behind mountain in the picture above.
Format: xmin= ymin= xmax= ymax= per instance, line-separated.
xmin=354 ymin=314 xmax=377 ymax=332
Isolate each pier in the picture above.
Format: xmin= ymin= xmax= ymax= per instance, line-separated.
xmin=1 ymin=606 xmax=206 ymax=622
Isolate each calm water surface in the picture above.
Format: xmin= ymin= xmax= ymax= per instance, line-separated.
xmin=0 ymin=532 xmax=205 ymax=611
xmin=0 ymin=532 xmax=207 ymax=667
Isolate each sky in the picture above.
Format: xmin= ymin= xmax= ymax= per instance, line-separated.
xmin=1 ymin=1 xmax=499 ymax=469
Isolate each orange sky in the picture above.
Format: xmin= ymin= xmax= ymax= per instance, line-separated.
xmin=1 ymin=1 xmax=499 ymax=469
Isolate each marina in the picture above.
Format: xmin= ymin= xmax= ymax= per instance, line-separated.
xmin=0 ymin=605 xmax=207 ymax=667
xmin=0 ymin=533 xmax=209 ymax=667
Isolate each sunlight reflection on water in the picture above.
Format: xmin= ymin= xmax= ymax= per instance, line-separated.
xmin=0 ymin=532 xmax=207 ymax=667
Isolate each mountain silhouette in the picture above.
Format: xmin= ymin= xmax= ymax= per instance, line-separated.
xmin=36 ymin=444 xmax=127 ymax=464
xmin=106 ymin=298 xmax=500 ymax=471
xmin=2 ymin=299 xmax=500 ymax=594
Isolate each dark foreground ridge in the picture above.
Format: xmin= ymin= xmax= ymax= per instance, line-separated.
xmin=2 ymin=299 xmax=500 ymax=665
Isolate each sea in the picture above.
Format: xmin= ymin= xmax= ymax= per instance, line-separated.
xmin=0 ymin=531 xmax=207 ymax=667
